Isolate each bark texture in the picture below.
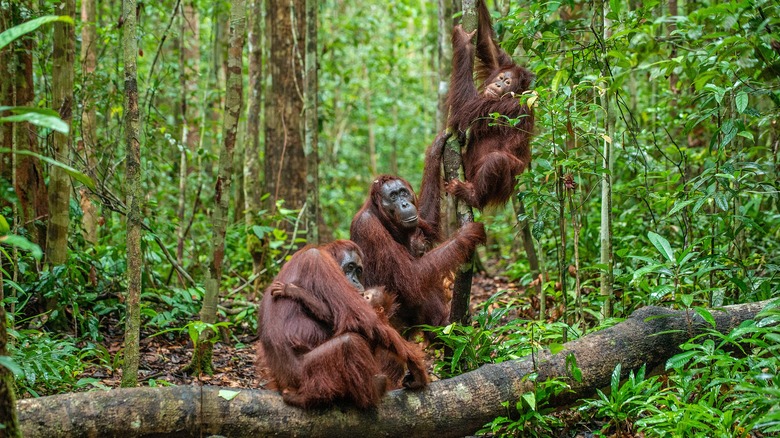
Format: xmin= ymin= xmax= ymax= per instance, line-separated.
xmin=303 ymin=0 xmax=319 ymax=245
xmin=264 ymin=0 xmax=306 ymax=220
xmin=444 ymin=0 xmax=478 ymax=325
xmin=79 ymin=0 xmax=98 ymax=245
xmin=12 ymin=0 xmax=48 ymax=251
xmin=176 ymin=0 xmax=200 ymax=271
xmin=189 ymin=0 xmax=246 ymax=375
xmin=46 ymin=0 xmax=76 ymax=266
xmin=18 ymin=300 xmax=770 ymax=438
xmin=244 ymin=0 xmax=265 ymax=291
xmin=0 ymin=301 xmax=21 ymax=437
xmin=121 ymin=0 xmax=142 ymax=388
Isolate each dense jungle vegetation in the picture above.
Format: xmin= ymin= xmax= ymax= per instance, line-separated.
xmin=1 ymin=0 xmax=779 ymax=436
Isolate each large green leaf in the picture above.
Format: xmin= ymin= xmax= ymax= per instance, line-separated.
xmin=647 ymin=231 xmax=675 ymax=264
xmin=0 ymin=356 xmax=23 ymax=378
xmin=0 ymin=148 xmax=94 ymax=190
xmin=0 ymin=111 xmax=69 ymax=134
xmin=0 ymin=15 xmax=74 ymax=51
xmin=0 ymin=234 xmax=43 ymax=260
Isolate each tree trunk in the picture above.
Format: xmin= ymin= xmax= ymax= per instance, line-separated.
xmin=121 ymin=0 xmax=142 ymax=388
xmin=17 ymin=300 xmax=771 ymax=438
xmin=596 ymin=0 xmax=614 ymax=318
xmin=188 ymin=0 xmax=246 ymax=375
xmin=365 ymin=67 xmax=377 ymax=176
xmin=303 ymin=0 xmax=319 ymax=245
xmin=79 ymin=0 xmax=98 ymax=246
xmin=437 ymin=0 xmax=458 ymax=238
xmin=0 ymin=6 xmax=11 ymax=187
xmin=0 ymin=272 xmax=21 ymax=437
xmin=176 ymin=0 xmax=200 ymax=274
xmin=513 ymin=196 xmax=540 ymax=279
xmin=436 ymin=0 xmax=454 ymax=133
xmin=46 ymin=0 xmax=76 ymax=266
xmin=11 ymin=0 xmax=48 ymax=253
xmin=445 ymin=0 xmax=478 ymax=325
xmin=244 ymin=0 xmax=265 ymax=294
xmin=264 ymin=0 xmax=306 ymax=223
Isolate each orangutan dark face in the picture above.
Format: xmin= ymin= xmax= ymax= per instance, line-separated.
xmin=379 ymin=179 xmax=418 ymax=230
xmin=337 ymin=248 xmax=365 ymax=292
xmin=485 ymin=69 xmax=517 ymax=99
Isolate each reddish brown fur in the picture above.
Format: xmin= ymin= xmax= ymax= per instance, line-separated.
xmin=350 ymin=162 xmax=486 ymax=336
xmin=257 ymin=243 xmax=428 ymax=409
xmin=360 ymin=287 xmax=410 ymax=388
xmin=445 ymin=0 xmax=535 ymax=209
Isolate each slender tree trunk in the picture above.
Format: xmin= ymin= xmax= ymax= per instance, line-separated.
xmin=596 ymin=0 xmax=614 ymax=318
xmin=188 ymin=0 xmax=246 ymax=375
xmin=121 ymin=0 xmax=142 ymax=388
xmin=444 ymin=0 xmax=477 ymax=325
xmin=46 ymin=0 xmax=75 ymax=266
xmin=668 ymin=0 xmax=678 ymax=96
xmin=264 ymin=0 xmax=306 ymax=233
xmin=0 ymin=6 xmax=10 ymax=180
xmin=436 ymin=0 xmax=454 ymax=133
xmin=79 ymin=0 xmax=98 ymax=246
xmin=233 ymin=120 xmax=245 ymax=225
xmin=303 ymin=0 xmax=319 ymax=245
xmin=244 ymin=0 xmax=265 ymax=294
xmin=0 ymin=256 xmax=21 ymax=437
xmin=514 ymin=197 xmax=540 ymax=281
xmin=364 ymin=66 xmax=377 ymax=176
xmin=11 ymin=0 xmax=48 ymax=254
xmin=176 ymin=1 xmax=201 ymax=274
xmin=437 ymin=0 xmax=458 ymax=238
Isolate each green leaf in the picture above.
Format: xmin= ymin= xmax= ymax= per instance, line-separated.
xmin=694 ymin=306 xmax=716 ymax=328
xmin=735 ymin=91 xmax=748 ymax=114
xmin=720 ymin=120 xmax=737 ymax=147
xmin=611 ymin=363 xmax=622 ymax=395
xmin=566 ymin=353 xmax=582 ymax=383
xmin=218 ymin=389 xmax=240 ymax=401
xmin=609 ymin=0 xmax=623 ymax=16
xmin=0 ymin=234 xmax=43 ymax=260
xmin=714 ymin=192 xmax=728 ymax=211
xmin=668 ymin=199 xmax=696 ymax=216
xmin=647 ymin=231 xmax=675 ymax=264
xmin=0 ymin=356 xmax=23 ymax=377
xmin=0 ymin=148 xmax=94 ymax=190
xmin=252 ymin=225 xmax=275 ymax=239
xmin=666 ymin=350 xmax=697 ymax=370
xmin=551 ymin=69 xmax=566 ymax=93
xmin=0 ymin=112 xmax=69 ymax=134
xmin=0 ymin=215 xmax=8 ymax=235
xmin=0 ymin=106 xmax=60 ymax=117
xmin=521 ymin=391 xmax=536 ymax=411
xmin=0 ymin=15 xmax=74 ymax=51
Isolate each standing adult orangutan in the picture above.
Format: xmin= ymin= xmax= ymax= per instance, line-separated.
xmin=257 ymin=240 xmax=428 ymax=409
xmin=350 ymin=133 xmax=487 ymax=336
xmin=445 ymin=0 xmax=535 ymax=210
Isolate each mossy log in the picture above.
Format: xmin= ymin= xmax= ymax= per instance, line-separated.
xmin=18 ymin=300 xmax=770 ymax=438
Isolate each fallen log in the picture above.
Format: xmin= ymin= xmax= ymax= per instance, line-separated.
xmin=18 ymin=300 xmax=770 ymax=438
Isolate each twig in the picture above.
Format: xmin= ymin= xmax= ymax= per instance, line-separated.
xmin=142 ymin=0 xmax=183 ymax=118
xmin=93 ymin=187 xmax=196 ymax=286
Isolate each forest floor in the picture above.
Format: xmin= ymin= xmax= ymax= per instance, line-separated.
xmin=66 ymin=272 xmax=616 ymax=437
xmin=83 ymin=272 xmax=531 ymax=390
